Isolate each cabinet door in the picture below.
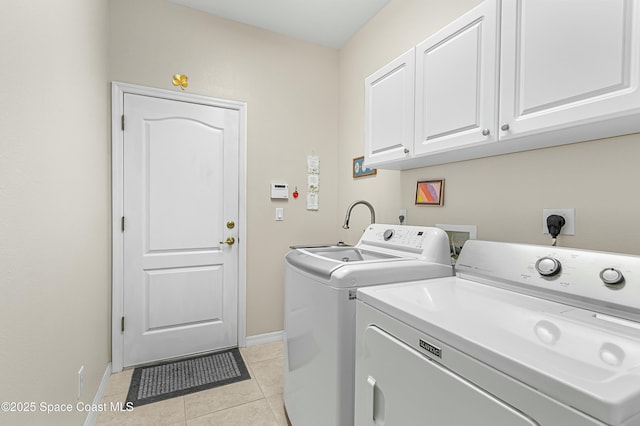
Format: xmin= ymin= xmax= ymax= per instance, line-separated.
xmin=414 ymin=0 xmax=499 ymax=156
xmin=364 ymin=48 xmax=415 ymax=167
xmin=499 ymin=0 xmax=640 ymax=140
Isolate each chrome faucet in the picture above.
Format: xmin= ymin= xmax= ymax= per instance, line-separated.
xmin=342 ymin=200 xmax=376 ymax=229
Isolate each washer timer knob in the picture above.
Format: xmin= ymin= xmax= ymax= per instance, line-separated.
xmin=600 ymin=268 xmax=624 ymax=286
xmin=535 ymin=257 xmax=561 ymax=276
xmin=383 ymin=229 xmax=394 ymax=241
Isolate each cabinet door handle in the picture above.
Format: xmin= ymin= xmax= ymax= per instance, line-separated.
xmin=482 ymin=129 xmax=490 ymax=136
xmin=403 ymin=148 xmax=410 ymax=154
xmin=501 ymin=123 xmax=510 ymax=131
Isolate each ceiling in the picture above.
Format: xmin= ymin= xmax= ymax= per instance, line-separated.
xmin=167 ymin=0 xmax=391 ymax=48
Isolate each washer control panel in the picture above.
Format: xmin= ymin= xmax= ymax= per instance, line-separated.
xmin=357 ymin=224 xmax=451 ymax=265
xmin=363 ymin=226 xmax=431 ymax=250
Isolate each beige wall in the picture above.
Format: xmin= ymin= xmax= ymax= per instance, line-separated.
xmin=0 ymin=0 xmax=110 ymax=425
xmin=339 ymin=0 xmax=640 ymax=255
xmin=108 ymin=0 xmax=340 ymax=336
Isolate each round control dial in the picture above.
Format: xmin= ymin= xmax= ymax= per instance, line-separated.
xmin=383 ymin=229 xmax=394 ymax=241
xmin=600 ymin=268 xmax=624 ymax=286
xmin=535 ymin=257 xmax=561 ymax=277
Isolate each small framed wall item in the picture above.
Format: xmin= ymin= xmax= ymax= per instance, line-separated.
xmin=352 ymin=156 xmax=377 ymax=178
xmin=415 ymin=179 xmax=444 ymax=206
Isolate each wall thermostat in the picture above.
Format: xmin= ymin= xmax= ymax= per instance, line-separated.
xmin=271 ymin=183 xmax=289 ymax=199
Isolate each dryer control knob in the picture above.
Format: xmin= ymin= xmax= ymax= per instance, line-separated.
xmin=535 ymin=257 xmax=561 ymax=277
xmin=383 ymin=229 xmax=394 ymax=241
xmin=600 ymin=268 xmax=624 ymax=286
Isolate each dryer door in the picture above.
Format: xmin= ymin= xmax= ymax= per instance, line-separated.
xmin=354 ymin=326 xmax=538 ymax=426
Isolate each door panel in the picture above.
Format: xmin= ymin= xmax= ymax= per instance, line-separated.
xmin=123 ymin=93 xmax=239 ymax=367
xmin=517 ymin=1 xmax=626 ymax=114
xmin=146 ymin=266 xmax=223 ymax=330
xmin=147 ymin=119 xmax=223 ymax=251
xmin=364 ymin=48 xmax=415 ymax=166
xmin=500 ymin=0 xmax=640 ymax=138
xmin=423 ymin=23 xmax=481 ymax=137
xmin=414 ymin=0 xmax=499 ymax=155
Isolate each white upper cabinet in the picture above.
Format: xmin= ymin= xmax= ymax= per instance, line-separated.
xmin=414 ymin=0 xmax=499 ymax=156
xmin=499 ymin=0 xmax=640 ymax=141
xmin=364 ymin=48 xmax=415 ymax=167
xmin=365 ymin=0 xmax=640 ymax=170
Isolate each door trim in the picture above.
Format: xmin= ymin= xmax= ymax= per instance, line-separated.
xmin=110 ymin=81 xmax=247 ymax=372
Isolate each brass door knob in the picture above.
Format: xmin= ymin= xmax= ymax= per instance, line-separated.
xmin=219 ymin=237 xmax=235 ymax=245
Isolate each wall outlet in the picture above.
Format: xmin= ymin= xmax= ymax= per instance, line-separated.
xmin=78 ymin=365 xmax=85 ymax=399
xmin=399 ymin=209 xmax=407 ymax=225
xmin=542 ymin=208 xmax=575 ymax=235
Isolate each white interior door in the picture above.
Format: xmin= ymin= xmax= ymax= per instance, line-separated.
xmin=122 ymin=93 xmax=239 ymax=367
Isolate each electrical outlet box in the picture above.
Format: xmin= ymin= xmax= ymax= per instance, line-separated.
xmin=542 ymin=208 xmax=575 ymax=235
xmin=399 ymin=209 xmax=407 ymax=225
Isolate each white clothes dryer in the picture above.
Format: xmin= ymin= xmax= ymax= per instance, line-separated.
xmin=355 ymin=240 xmax=640 ymax=426
xmin=284 ymin=224 xmax=452 ymax=426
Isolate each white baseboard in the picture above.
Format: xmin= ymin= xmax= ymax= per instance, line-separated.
xmin=83 ymin=363 xmax=112 ymax=426
xmin=245 ymin=330 xmax=284 ymax=347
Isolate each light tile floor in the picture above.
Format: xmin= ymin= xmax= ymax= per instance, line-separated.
xmin=95 ymin=341 xmax=290 ymax=426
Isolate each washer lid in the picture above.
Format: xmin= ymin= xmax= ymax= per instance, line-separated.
xmin=358 ymin=278 xmax=640 ymax=425
xmin=302 ymin=246 xmax=399 ymax=262
xmin=286 ymin=247 xmax=403 ymax=279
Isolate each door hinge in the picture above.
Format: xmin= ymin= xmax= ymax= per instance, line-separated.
xmin=121 ymin=114 xmax=125 ymax=131
xmin=121 ymin=216 xmax=125 ymax=232
xmin=121 ymin=316 xmax=125 ymax=332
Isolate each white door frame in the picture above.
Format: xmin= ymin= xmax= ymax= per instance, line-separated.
xmin=110 ymin=81 xmax=247 ymax=372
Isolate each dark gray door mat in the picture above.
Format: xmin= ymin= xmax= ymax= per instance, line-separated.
xmin=125 ymin=348 xmax=250 ymax=407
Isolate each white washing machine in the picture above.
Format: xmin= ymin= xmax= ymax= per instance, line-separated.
xmin=284 ymin=224 xmax=453 ymax=426
xmin=355 ymin=240 xmax=640 ymax=426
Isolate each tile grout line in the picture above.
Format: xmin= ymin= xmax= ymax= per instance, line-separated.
xmin=186 ymin=398 xmax=275 ymax=424
xmin=241 ymin=347 xmax=286 ymax=424
xmin=182 ymin=393 xmax=187 ymax=424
